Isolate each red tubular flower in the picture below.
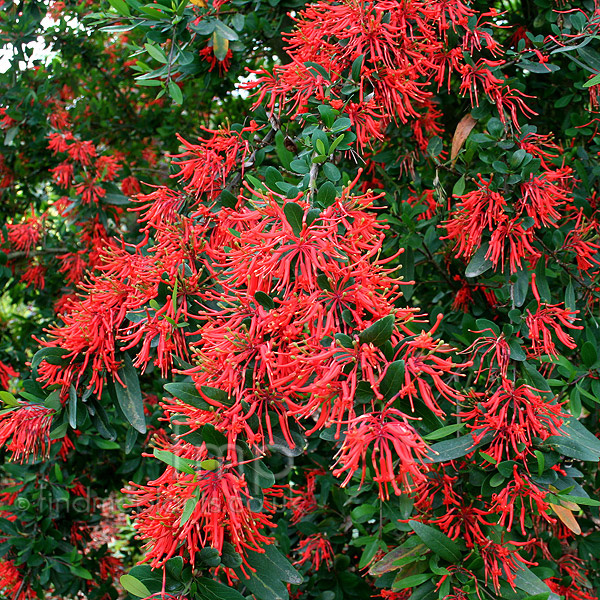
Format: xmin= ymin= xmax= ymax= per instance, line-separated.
xmin=0 ymin=401 xmax=55 ymax=462
xmin=525 ymin=303 xmax=582 ymax=358
xmin=480 ymin=539 xmax=536 ymax=593
xmin=6 ymin=211 xmax=42 ymax=255
xmin=0 ymin=560 xmax=32 ymax=598
xmin=287 ymin=469 xmax=324 ymax=524
xmin=485 ymin=215 xmax=540 ymax=273
xmin=463 ymin=328 xmax=511 ymax=383
xmin=460 ymin=380 xmax=566 ymax=464
xmin=395 ymin=315 xmax=470 ymax=417
xmin=50 ymin=161 xmax=74 ymax=188
xmin=170 ymin=125 xmax=255 ymax=200
xmin=199 ymin=45 xmax=233 ymax=74
xmin=491 ymin=465 xmax=554 ymax=533
xmin=443 ymin=175 xmax=507 ymax=261
xmin=20 ymin=263 xmax=46 ymax=289
xmin=293 ymin=534 xmax=334 ymax=571
xmin=0 ymin=361 xmax=17 ymax=389
xmin=95 ymin=154 xmax=122 ymax=181
xmin=332 ymin=408 xmax=429 ymax=500
xmin=125 ymin=443 xmax=275 ymax=567
xmin=519 ymin=166 xmax=572 ymax=228
xmin=430 ymin=500 xmax=493 ymax=548
xmin=121 ymin=175 xmax=141 ymax=197
xmin=562 ymin=212 xmax=600 ymax=275
xmin=66 ymin=138 xmax=97 ymax=165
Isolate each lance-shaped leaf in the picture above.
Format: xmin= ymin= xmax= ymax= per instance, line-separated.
xmin=284 ymin=202 xmax=304 ymax=236
xmin=115 ymin=353 xmax=147 ymax=433
xmin=408 ymin=520 xmax=462 ymax=562
xmin=359 ymin=315 xmax=395 ymax=347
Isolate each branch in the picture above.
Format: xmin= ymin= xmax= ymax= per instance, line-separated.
xmin=225 ymin=119 xmax=280 ymax=193
xmin=7 ymin=248 xmax=68 ymax=261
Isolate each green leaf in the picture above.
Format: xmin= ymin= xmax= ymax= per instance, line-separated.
xmin=120 ymin=574 xmax=152 ymax=598
xmin=424 ymin=423 xmax=465 ymax=441
xmin=583 ymin=72 xmax=600 ymax=87
xmin=290 ymin=159 xmax=309 ymax=174
xmin=558 ymin=493 xmax=600 ymax=506
xmin=305 ymin=61 xmax=329 ymax=80
xmin=408 ymin=520 xmax=461 ymax=562
xmin=513 ymin=269 xmax=529 ymax=307
xmin=115 ymin=353 xmax=147 ymax=434
xmin=108 ymin=0 xmax=131 ymax=15
xmin=565 ymin=281 xmax=576 ymax=311
xmin=323 ymin=162 xmax=341 ymax=181
xmin=465 ymin=244 xmax=493 ymax=278
xmin=70 ymin=565 xmax=93 ymax=579
xmin=379 ymin=360 xmax=405 ymax=399
xmin=284 ymin=202 xmax=304 ymax=236
xmin=351 ymin=54 xmax=364 ymax=81
xmin=153 ymin=449 xmax=196 ymax=474
xmin=317 ymin=274 xmax=331 ymax=291
xmin=212 ymin=31 xmax=229 ymax=62
xmin=255 ymin=291 xmax=275 ymax=310
xmin=0 ymin=391 xmax=18 ymax=407
xmin=317 ymin=181 xmax=337 ymax=207
xmin=581 ymin=341 xmax=597 ymax=368
xmin=317 ymin=104 xmax=336 ymax=128
xmin=196 ymin=577 xmax=246 ymax=600
xmin=139 ymin=4 xmax=167 ymax=17
xmin=200 ymin=459 xmax=220 ymax=471
xmin=181 ymin=496 xmax=197 ymax=525
xmin=220 ymin=189 xmax=237 ymax=208
xmin=452 ymin=175 xmax=466 ymax=196
xmin=235 ymin=545 xmax=302 ymax=600
xmin=213 ymin=19 xmax=239 ymax=41
xmin=31 ymin=347 xmax=67 ymax=376
xmin=359 ymin=539 xmax=381 ymax=569
xmin=359 ymin=315 xmax=394 ymax=347
xmin=521 ymin=361 xmax=551 ymax=393
xmin=145 ymin=42 xmax=168 ymax=63
xmin=425 ymin=433 xmax=484 ymax=463
xmin=393 ymin=573 xmax=433 ymax=589
xmin=168 ymin=81 xmax=183 ymax=105
xmin=369 ymin=544 xmax=426 ymax=576
xmin=508 ymin=338 xmax=526 ymax=361
xmin=534 ymin=261 xmax=551 ymax=303
xmin=68 ymin=385 xmax=77 ymax=429
xmin=275 ymin=131 xmax=293 ymax=170
xmin=427 ymin=136 xmax=443 ymax=157
xmin=164 ymin=382 xmax=209 ymax=410
xmin=547 ymin=417 xmax=600 ymax=462
xmin=331 ymin=117 xmax=352 ymax=133
xmin=513 ymin=566 xmax=556 ymax=599
xmin=240 ymin=458 xmax=275 ymax=490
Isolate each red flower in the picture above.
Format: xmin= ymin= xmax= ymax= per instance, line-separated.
xmin=480 ymin=539 xmax=536 ymax=593
xmin=491 ymin=465 xmax=554 ymax=533
xmin=0 ymin=401 xmax=55 ymax=462
xmin=332 ymin=408 xmax=429 ymax=500
xmin=125 ymin=442 xmax=276 ymax=567
xmin=463 ymin=328 xmax=511 ymax=383
xmin=50 ymin=161 xmax=74 ymax=188
xmin=0 ymin=361 xmax=17 ymax=389
xmin=293 ymin=534 xmax=334 ymax=571
xmin=525 ymin=300 xmax=582 ymax=359
xmin=6 ymin=211 xmax=42 ymax=255
xmin=287 ymin=469 xmax=324 ymax=524
xmin=461 ymin=380 xmax=566 ymax=464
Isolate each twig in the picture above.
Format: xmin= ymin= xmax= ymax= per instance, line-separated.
xmin=7 ymin=247 xmax=68 ymax=261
